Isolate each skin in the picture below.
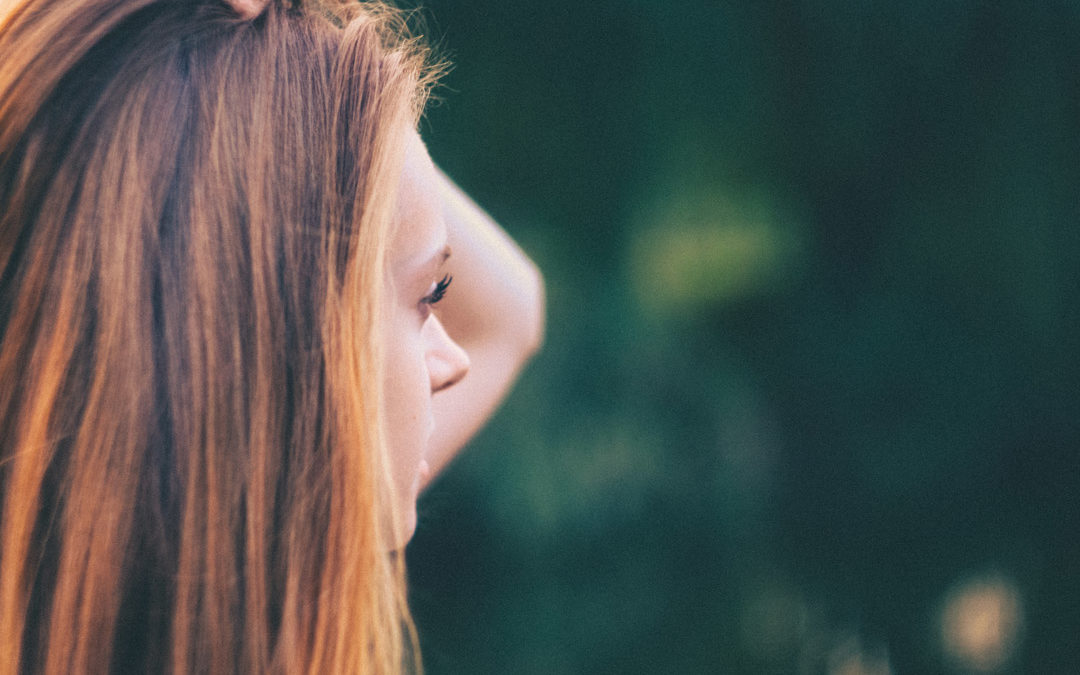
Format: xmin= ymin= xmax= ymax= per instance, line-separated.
xmin=382 ymin=134 xmax=469 ymax=540
xmin=225 ymin=0 xmax=545 ymax=543
xmin=383 ymin=132 xmax=544 ymax=542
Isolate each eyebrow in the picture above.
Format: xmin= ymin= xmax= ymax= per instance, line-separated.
xmin=415 ymin=244 xmax=452 ymax=277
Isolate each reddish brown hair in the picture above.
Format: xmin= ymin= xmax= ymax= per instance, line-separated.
xmin=0 ymin=1 xmax=430 ymax=671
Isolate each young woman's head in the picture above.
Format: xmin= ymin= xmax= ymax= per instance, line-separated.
xmin=0 ymin=0 xmax=451 ymax=671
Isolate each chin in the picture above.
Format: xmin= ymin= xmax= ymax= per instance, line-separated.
xmin=390 ymin=505 xmax=419 ymax=551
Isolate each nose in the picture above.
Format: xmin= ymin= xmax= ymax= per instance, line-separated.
xmin=426 ymin=316 xmax=470 ymax=393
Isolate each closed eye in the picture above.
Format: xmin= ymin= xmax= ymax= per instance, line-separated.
xmin=420 ymin=274 xmax=452 ymax=317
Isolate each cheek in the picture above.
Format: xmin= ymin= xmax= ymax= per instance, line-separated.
xmin=381 ymin=312 xmax=432 ymax=452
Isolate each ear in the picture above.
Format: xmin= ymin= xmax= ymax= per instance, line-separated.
xmin=225 ymin=0 xmax=271 ymax=19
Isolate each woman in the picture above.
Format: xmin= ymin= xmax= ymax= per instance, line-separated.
xmin=0 ymin=0 xmax=543 ymax=672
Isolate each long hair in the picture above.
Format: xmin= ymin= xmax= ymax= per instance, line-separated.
xmin=0 ymin=1 xmax=432 ymax=671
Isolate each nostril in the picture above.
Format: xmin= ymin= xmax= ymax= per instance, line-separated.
xmin=427 ymin=317 xmax=470 ymax=393
xmin=432 ymin=374 xmax=459 ymax=394
xmin=431 ymin=347 xmax=468 ymax=394
xmin=432 ymin=360 xmax=467 ymax=393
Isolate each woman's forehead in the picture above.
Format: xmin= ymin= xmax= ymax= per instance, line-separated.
xmin=389 ymin=135 xmax=447 ymax=267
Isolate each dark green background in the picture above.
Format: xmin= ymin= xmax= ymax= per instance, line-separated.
xmin=406 ymin=1 xmax=1080 ymax=672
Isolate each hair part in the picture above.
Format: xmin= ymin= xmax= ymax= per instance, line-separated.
xmin=0 ymin=1 xmax=432 ymax=672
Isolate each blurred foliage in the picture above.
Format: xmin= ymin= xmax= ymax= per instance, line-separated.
xmin=406 ymin=1 xmax=1080 ymax=673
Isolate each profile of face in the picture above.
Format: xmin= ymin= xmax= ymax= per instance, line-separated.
xmin=382 ymin=132 xmax=470 ymax=543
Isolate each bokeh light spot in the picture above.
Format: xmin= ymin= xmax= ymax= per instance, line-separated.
xmin=631 ymin=188 xmax=804 ymax=316
xmin=939 ymin=572 xmax=1024 ymax=672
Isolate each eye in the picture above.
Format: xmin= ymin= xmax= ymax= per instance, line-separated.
xmin=419 ymin=274 xmax=452 ymax=317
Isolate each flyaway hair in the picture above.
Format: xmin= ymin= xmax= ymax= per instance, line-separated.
xmin=0 ymin=1 xmax=433 ymax=672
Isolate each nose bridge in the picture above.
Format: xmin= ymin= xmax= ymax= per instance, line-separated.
xmin=427 ymin=317 xmax=469 ymax=392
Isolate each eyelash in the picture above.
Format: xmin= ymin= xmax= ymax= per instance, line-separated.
xmin=422 ymin=274 xmax=452 ymax=308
